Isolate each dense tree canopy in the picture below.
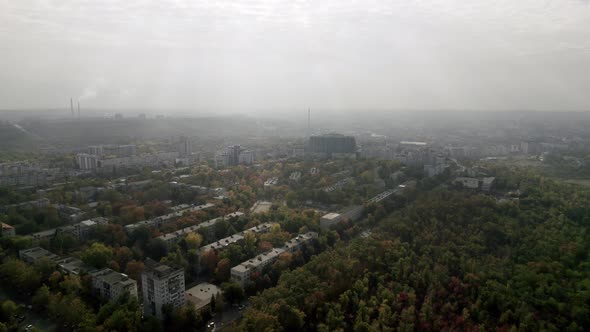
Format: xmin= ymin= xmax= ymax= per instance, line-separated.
xmin=240 ymin=174 xmax=590 ymax=331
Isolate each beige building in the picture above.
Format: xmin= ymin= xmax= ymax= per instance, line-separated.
xmin=185 ymin=282 xmax=221 ymax=313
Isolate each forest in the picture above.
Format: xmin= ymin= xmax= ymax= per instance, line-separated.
xmin=238 ymin=171 xmax=590 ymax=331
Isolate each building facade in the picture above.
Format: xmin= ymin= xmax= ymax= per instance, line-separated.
xmin=142 ymin=260 xmax=186 ymax=320
xmin=306 ymin=134 xmax=357 ymax=159
xmin=214 ymin=145 xmax=255 ymax=168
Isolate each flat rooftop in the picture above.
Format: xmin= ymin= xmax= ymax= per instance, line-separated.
xmin=91 ymin=268 xmax=136 ymax=286
xmin=400 ymin=141 xmax=428 ymax=146
xmin=186 ymin=282 xmax=221 ymax=310
xmin=20 ymin=247 xmax=60 ymax=261
xmin=144 ymin=259 xmax=184 ymax=278
xmin=55 ymin=257 xmax=93 ymax=275
xmin=321 ymin=213 xmax=341 ymax=220
xmin=232 ymin=248 xmax=285 ymax=273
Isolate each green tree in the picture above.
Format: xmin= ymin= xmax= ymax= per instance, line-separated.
xmin=185 ymin=232 xmax=203 ymax=250
xmin=221 ymin=282 xmax=245 ymax=304
xmin=82 ymin=242 xmax=113 ymax=268
xmin=145 ymin=238 xmax=168 ymax=261
xmin=32 ymin=285 xmax=51 ymax=309
xmin=0 ymin=300 xmax=18 ymax=323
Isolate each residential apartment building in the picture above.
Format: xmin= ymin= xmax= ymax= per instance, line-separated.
xmin=230 ymin=248 xmax=285 ymax=287
xmin=55 ymin=257 xmax=94 ymax=276
xmin=214 ymin=145 xmax=254 ymax=168
xmin=77 ymin=154 xmax=100 ymax=170
xmin=454 ymin=177 xmax=481 ymax=189
xmin=19 ymin=247 xmax=61 ymax=265
xmin=283 ymin=232 xmax=318 ymax=253
xmin=367 ymin=189 xmax=397 ymax=204
xmin=142 ymin=260 xmax=186 ymax=320
xmin=157 ymin=212 xmax=245 ymax=249
xmin=124 ymin=203 xmax=215 ymax=233
xmin=199 ymin=223 xmax=272 ymax=254
xmin=28 ymin=217 xmax=109 ymax=245
xmin=90 ymin=268 xmax=138 ymax=302
xmin=2 ymin=198 xmax=51 ymax=211
xmin=230 ymin=232 xmax=318 ymax=286
xmin=74 ymin=217 xmax=108 ymax=239
xmin=77 ymin=150 xmax=178 ymax=172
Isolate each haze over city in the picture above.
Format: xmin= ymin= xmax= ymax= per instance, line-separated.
xmin=2 ymin=2 xmax=590 ymax=332
xmin=1 ymin=0 xmax=590 ymax=112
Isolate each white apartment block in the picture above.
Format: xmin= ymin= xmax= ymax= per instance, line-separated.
xmin=157 ymin=212 xmax=245 ymax=249
xmin=77 ymin=154 xmax=100 ymax=170
xmin=199 ymin=223 xmax=273 ymax=254
xmin=28 ymin=217 xmax=109 ymax=244
xmin=231 ymin=248 xmax=285 ymax=287
xmin=283 ymin=232 xmax=319 ymax=253
xmin=142 ymin=260 xmax=186 ymax=320
xmin=124 ymin=203 xmax=215 ymax=233
xmin=230 ymin=232 xmax=318 ymax=286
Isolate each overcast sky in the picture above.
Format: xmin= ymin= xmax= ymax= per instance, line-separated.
xmin=1 ymin=0 xmax=589 ymax=113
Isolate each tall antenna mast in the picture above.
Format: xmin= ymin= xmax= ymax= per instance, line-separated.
xmin=70 ymin=98 xmax=74 ymax=117
xmin=77 ymin=101 xmax=80 ymax=118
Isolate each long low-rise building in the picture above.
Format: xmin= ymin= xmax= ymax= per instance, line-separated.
xmin=366 ymin=189 xmax=397 ymax=204
xmin=231 ymin=248 xmax=285 ymax=287
xmin=283 ymin=232 xmax=318 ymax=253
xmin=55 ymin=257 xmax=94 ymax=276
xmin=29 ymin=217 xmax=109 ymax=244
xmin=158 ymin=212 xmax=245 ymax=249
xmin=90 ymin=268 xmax=138 ymax=301
xmin=19 ymin=247 xmax=61 ymax=265
xmin=125 ymin=203 xmax=215 ymax=233
xmin=78 ymin=151 xmax=179 ymax=172
xmin=230 ymin=232 xmax=318 ymax=286
xmin=19 ymin=247 xmax=94 ymax=276
xmin=199 ymin=223 xmax=273 ymax=253
xmin=2 ymin=198 xmax=51 ymax=211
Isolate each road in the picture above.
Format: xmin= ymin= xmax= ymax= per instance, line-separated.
xmin=212 ymin=304 xmax=244 ymax=328
xmin=0 ymin=288 xmax=56 ymax=332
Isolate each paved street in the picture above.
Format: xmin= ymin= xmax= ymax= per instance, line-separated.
xmin=0 ymin=288 xmax=56 ymax=332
